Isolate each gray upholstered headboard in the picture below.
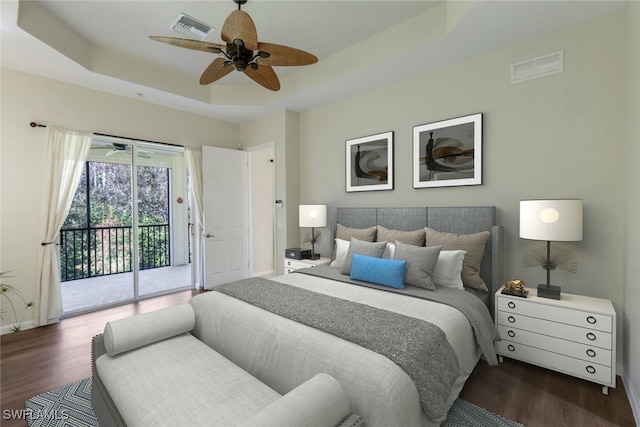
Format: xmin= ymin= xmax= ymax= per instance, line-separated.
xmin=334 ymin=206 xmax=503 ymax=316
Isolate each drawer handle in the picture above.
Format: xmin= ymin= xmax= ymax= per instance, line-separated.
xmin=508 ymin=301 xmax=516 ymax=309
xmin=507 ymin=316 xmax=516 ymax=324
xmin=507 ymin=330 xmax=516 ymax=338
xmin=586 ymin=365 xmax=596 ymax=374
xmin=507 ymin=344 xmax=515 ymax=352
xmin=586 ymin=349 xmax=597 ymax=358
xmin=586 ymin=316 xmax=597 ymax=325
xmin=586 ymin=332 xmax=597 ymax=341
xmin=287 ymin=261 xmax=292 ymax=266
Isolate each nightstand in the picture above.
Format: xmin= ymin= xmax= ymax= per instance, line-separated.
xmin=495 ymin=285 xmax=616 ymax=394
xmin=283 ymin=257 xmax=330 ymax=274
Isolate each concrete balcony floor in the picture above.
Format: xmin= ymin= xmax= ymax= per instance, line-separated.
xmin=61 ymin=264 xmax=192 ymax=315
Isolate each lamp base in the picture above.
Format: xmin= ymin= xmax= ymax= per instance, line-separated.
xmin=537 ymin=283 xmax=561 ymax=300
xmin=308 ymin=253 xmax=321 ymax=260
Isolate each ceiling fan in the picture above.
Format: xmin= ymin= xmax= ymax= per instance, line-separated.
xmin=149 ymin=0 xmax=318 ymax=91
xmin=96 ymin=143 xmax=152 ymax=159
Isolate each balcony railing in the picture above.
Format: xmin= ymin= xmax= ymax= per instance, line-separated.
xmin=60 ymin=224 xmax=170 ymax=282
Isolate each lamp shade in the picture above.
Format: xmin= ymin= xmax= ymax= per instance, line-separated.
xmin=520 ymin=199 xmax=583 ymax=242
xmin=299 ymin=205 xmax=327 ymax=228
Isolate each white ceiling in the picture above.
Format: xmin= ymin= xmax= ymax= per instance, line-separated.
xmin=1 ymin=0 xmax=627 ymax=123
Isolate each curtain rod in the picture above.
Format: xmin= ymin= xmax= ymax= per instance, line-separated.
xmin=29 ymin=122 xmax=184 ymax=148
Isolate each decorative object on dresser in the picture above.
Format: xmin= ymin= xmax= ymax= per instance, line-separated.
xmin=412 ymin=113 xmax=482 ymax=188
xmin=299 ymin=205 xmax=327 ymax=260
xmin=285 ymin=247 xmax=312 ymax=260
xmin=519 ymin=199 xmax=583 ymax=299
xmin=345 ymin=131 xmax=394 ymax=192
xmin=495 ymin=286 xmax=616 ymax=394
xmin=284 ymin=257 xmax=330 ymax=274
xmin=501 ymin=279 xmax=528 ymax=298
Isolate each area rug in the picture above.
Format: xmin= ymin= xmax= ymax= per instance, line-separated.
xmin=26 ymin=377 xmax=524 ymax=427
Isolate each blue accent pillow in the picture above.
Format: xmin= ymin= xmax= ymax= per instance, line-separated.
xmin=350 ymin=253 xmax=406 ymax=289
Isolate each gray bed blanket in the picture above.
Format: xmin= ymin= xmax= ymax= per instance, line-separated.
xmin=297 ymin=265 xmax=500 ymax=366
xmin=216 ymin=277 xmax=459 ymax=422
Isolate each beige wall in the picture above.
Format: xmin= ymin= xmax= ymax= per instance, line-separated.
xmin=239 ymin=110 xmax=300 ymax=275
xmin=624 ymin=0 xmax=640 ymax=420
xmin=299 ymin=8 xmax=631 ymax=378
xmin=0 ymin=70 xmax=239 ymax=328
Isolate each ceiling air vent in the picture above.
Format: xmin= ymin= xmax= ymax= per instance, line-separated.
xmin=170 ymin=13 xmax=214 ymax=40
xmin=511 ymin=50 xmax=564 ymax=84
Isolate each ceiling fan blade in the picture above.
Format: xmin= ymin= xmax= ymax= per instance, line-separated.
xmin=221 ymin=10 xmax=258 ymax=50
xmin=200 ymin=58 xmax=234 ymax=85
xmin=244 ymin=65 xmax=280 ymax=91
xmin=257 ymin=42 xmax=318 ymax=66
xmin=149 ymin=36 xmax=226 ymax=54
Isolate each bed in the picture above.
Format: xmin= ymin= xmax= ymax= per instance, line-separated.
xmin=190 ymin=206 xmax=503 ymax=427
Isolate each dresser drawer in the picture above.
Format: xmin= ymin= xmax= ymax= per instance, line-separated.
xmin=497 ymin=325 xmax=612 ymax=366
xmin=284 ymin=259 xmax=310 ymax=270
xmin=497 ymin=341 xmax=613 ymax=386
xmin=497 ymin=297 xmax=612 ymax=332
xmin=497 ymin=311 xmax=612 ymax=350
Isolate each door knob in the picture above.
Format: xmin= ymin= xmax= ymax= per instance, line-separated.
xmin=205 ymin=233 xmax=215 ymax=238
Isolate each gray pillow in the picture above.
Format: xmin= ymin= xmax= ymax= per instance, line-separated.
xmin=393 ymin=241 xmax=442 ymax=290
xmin=341 ymin=238 xmax=388 ymax=275
xmin=336 ymin=224 xmax=377 ymax=242
xmin=334 ymin=224 xmax=378 ymax=261
xmin=425 ymin=227 xmax=490 ymax=291
xmin=377 ymin=225 xmax=425 ymax=246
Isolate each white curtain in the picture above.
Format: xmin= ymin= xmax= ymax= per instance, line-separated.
xmin=36 ymin=127 xmax=92 ymax=326
xmin=185 ymin=147 xmax=205 ymax=288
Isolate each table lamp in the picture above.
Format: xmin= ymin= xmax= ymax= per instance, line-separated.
xmin=519 ymin=199 xmax=583 ymax=299
xmin=299 ymin=205 xmax=327 ymax=260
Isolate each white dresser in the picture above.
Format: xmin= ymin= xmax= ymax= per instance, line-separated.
xmin=495 ymin=285 xmax=616 ymax=394
xmin=283 ymin=257 xmax=330 ymax=274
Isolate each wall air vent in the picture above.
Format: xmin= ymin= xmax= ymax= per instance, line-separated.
xmin=511 ymin=50 xmax=564 ymax=84
xmin=170 ymin=13 xmax=214 ymax=40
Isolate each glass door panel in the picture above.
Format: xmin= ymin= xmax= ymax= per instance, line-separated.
xmin=60 ymin=141 xmax=134 ymax=314
xmin=137 ymin=145 xmax=191 ymax=297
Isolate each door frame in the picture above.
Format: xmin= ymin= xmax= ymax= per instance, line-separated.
xmin=246 ymin=142 xmax=276 ymax=277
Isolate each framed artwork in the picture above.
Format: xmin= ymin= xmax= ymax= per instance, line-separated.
xmin=413 ymin=113 xmax=482 ymax=188
xmin=346 ymin=131 xmax=394 ymax=192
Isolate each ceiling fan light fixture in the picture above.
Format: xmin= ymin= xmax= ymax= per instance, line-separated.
xmin=170 ymin=13 xmax=215 ymax=40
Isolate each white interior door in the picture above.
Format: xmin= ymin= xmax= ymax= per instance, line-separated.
xmin=202 ymin=146 xmax=249 ymax=288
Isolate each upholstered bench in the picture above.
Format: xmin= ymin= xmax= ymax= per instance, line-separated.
xmin=91 ymin=304 xmax=364 ymax=427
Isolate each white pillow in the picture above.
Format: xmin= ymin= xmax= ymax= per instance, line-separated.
xmin=433 ymin=250 xmax=466 ymax=289
xmin=330 ymin=238 xmax=350 ymax=268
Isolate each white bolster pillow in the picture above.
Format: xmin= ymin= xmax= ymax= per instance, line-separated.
xmin=237 ymin=373 xmax=351 ymax=427
xmin=103 ymin=303 xmax=195 ymax=357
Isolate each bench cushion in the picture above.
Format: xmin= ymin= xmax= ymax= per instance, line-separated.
xmin=103 ymin=303 xmax=195 ymax=356
xmin=96 ymin=333 xmax=280 ymax=426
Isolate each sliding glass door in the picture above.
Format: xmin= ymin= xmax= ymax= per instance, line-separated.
xmin=60 ymin=137 xmax=190 ymax=315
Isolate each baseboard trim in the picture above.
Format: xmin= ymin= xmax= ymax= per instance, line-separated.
xmin=252 ymin=269 xmax=275 ymax=278
xmin=622 ymin=369 xmax=640 ymax=425
xmin=1 ymin=320 xmax=36 ymax=335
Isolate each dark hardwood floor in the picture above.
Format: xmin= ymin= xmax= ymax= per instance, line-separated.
xmin=1 ymin=289 xmax=636 ymax=427
xmin=460 ymin=359 xmax=636 ymax=427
